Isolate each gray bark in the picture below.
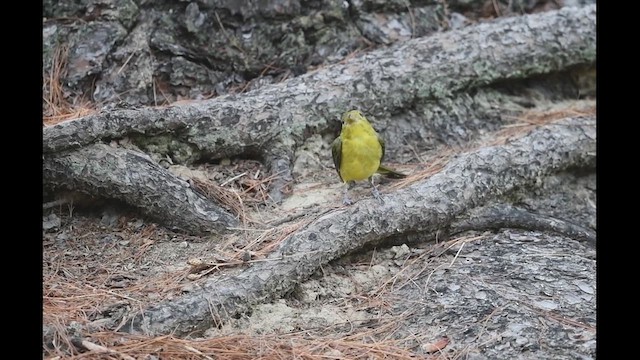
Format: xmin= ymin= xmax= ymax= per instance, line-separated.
xmin=116 ymin=115 xmax=595 ymax=336
xmin=43 ymin=5 xmax=595 ymax=156
xmin=451 ymin=203 xmax=596 ymax=244
xmin=42 ymin=5 xmax=596 ymax=226
xmin=43 ymin=144 xmax=238 ymax=234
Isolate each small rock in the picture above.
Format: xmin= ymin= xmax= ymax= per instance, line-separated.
xmin=390 ymin=244 xmax=411 ymax=259
xmin=449 ymin=12 xmax=470 ymax=30
xmin=129 ymin=219 xmax=145 ymax=231
xmin=56 ymin=232 xmax=69 ymax=242
xmin=474 ymin=291 xmax=487 ymax=300
xmin=100 ymin=210 xmax=119 ymax=228
xmin=181 ymin=283 xmax=199 ymax=293
xmin=184 ymin=2 xmax=205 ymax=33
xmin=43 ymin=214 xmax=61 ymax=232
xmin=515 ymin=336 xmax=528 ymax=346
xmin=323 ymin=349 xmax=343 ymax=358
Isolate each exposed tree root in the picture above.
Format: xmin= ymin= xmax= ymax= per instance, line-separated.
xmin=107 ymin=115 xmax=595 ymax=336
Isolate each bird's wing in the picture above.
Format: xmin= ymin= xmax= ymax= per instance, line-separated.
xmin=331 ymin=136 xmax=344 ymax=181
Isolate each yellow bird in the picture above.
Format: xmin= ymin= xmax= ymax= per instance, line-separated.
xmin=331 ymin=110 xmax=406 ymax=205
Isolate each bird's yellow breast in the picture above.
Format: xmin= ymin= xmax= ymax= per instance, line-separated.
xmin=339 ymin=121 xmax=382 ymax=182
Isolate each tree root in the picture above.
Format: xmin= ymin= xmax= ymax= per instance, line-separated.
xmin=108 ymin=115 xmax=595 ymax=336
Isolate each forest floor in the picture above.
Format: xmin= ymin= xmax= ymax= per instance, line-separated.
xmin=43 ymin=100 xmax=596 ymax=359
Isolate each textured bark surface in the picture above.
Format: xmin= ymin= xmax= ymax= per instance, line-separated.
xmin=118 ymin=115 xmax=595 ymax=336
xmin=450 ymin=203 xmax=596 ymax=244
xmin=43 ymin=144 xmax=238 ymax=234
xmin=42 ymin=5 xmax=596 ymax=225
xmin=44 ymin=0 xmax=593 ymax=108
xmin=43 ymin=6 xmax=595 ymax=157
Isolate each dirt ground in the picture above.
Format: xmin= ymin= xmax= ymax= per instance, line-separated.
xmin=43 ymin=108 xmax=596 ymax=359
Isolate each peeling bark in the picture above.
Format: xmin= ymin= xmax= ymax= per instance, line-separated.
xmin=114 ymin=115 xmax=595 ymax=336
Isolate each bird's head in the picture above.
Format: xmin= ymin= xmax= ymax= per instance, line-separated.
xmin=341 ymin=110 xmax=366 ymax=125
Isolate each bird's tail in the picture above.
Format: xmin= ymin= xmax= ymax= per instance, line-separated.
xmin=377 ymin=164 xmax=407 ymax=179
